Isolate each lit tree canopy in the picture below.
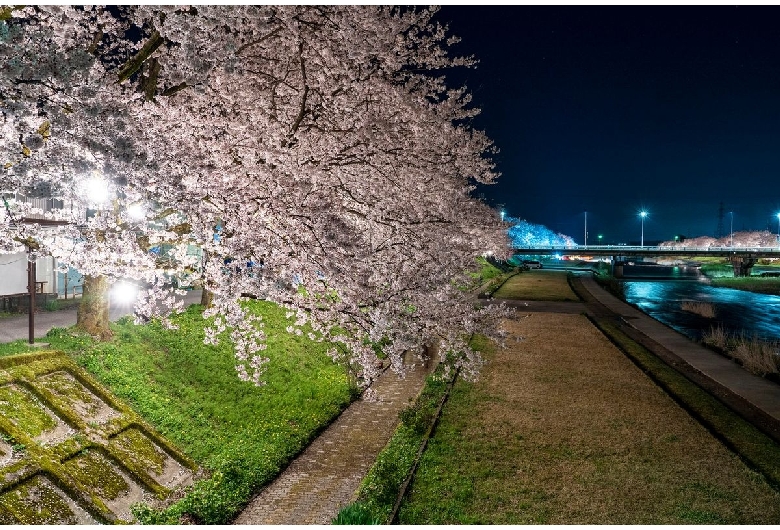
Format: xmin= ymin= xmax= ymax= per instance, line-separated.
xmin=660 ymin=231 xmax=779 ymax=249
xmin=1 ymin=5 xmax=511 ymax=384
xmin=506 ymin=216 xmax=575 ymax=248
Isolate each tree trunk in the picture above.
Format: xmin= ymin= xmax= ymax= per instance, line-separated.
xmin=76 ymin=275 xmax=112 ymax=340
xmin=199 ymin=249 xmax=214 ymax=308
xmin=200 ymin=287 xmax=214 ymax=308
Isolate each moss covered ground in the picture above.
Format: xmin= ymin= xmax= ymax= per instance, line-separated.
xmin=0 ymin=300 xmax=354 ymax=524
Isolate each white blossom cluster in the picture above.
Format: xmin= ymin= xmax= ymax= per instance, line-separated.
xmin=1 ymin=6 xmax=512 ymax=385
xmin=660 ymin=231 xmax=780 ymax=249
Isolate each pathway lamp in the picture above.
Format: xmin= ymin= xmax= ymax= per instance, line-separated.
xmin=111 ymin=281 xmax=138 ymax=306
xmin=639 ymin=211 xmax=648 ymax=247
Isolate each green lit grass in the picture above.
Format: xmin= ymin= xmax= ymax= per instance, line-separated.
xmin=711 ymin=277 xmax=780 ymax=295
xmin=0 ymin=300 xmax=354 ymax=524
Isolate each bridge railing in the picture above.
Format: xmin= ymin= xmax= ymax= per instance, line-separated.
xmin=512 ymin=245 xmax=780 ymax=254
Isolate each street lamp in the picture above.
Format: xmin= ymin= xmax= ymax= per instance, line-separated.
xmin=639 ymin=211 xmax=648 ymax=247
xmin=776 ymin=213 xmax=780 ymax=242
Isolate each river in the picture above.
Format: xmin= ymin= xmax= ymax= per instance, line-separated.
xmin=620 ymin=265 xmax=780 ymax=342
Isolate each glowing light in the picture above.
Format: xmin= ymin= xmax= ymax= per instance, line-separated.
xmin=111 ymin=281 xmax=137 ymax=304
xmin=85 ymin=177 xmax=110 ymax=204
xmin=126 ymin=203 xmax=146 ymax=220
xmin=776 ymin=213 xmax=780 ymax=240
xmin=639 ymin=210 xmax=648 ymax=247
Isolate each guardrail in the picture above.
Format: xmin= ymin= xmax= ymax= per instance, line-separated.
xmin=512 ymin=246 xmax=780 ymax=256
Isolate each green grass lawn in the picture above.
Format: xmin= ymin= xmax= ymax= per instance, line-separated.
xmin=0 ymin=301 xmax=354 ymax=524
xmin=711 ymin=277 xmax=780 ymax=295
xmin=492 ymin=269 xmax=579 ymax=301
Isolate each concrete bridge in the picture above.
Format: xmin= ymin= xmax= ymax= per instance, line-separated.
xmin=512 ymin=245 xmax=780 ymax=277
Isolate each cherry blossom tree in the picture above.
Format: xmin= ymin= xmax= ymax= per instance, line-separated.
xmin=660 ymin=231 xmax=779 ymax=249
xmin=1 ymin=5 xmax=511 ymax=385
xmin=506 ymin=216 xmax=575 ymax=247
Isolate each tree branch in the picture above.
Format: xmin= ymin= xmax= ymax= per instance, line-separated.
xmin=117 ymin=30 xmax=164 ymax=83
xmin=236 ymin=25 xmax=283 ymax=55
xmin=289 ymin=41 xmax=309 ymax=137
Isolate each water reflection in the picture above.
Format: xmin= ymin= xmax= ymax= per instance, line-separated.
xmin=622 ymin=267 xmax=780 ymax=342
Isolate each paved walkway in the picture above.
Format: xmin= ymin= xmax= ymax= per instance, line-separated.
xmin=577 ymin=274 xmax=780 ymax=425
xmin=234 ymin=360 xmax=431 ymax=524
xmin=0 ymin=290 xmax=203 ymax=343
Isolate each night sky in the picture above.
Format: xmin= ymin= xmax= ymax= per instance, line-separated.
xmin=435 ymin=5 xmax=780 ymax=244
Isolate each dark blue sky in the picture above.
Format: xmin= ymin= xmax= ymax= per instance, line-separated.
xmin=436 ymin=5 xmax=780 ymax=244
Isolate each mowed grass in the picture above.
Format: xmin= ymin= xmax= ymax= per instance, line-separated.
xmin=0 ymin=301 xmax=353 ymax=524
xmin=492 ymin=270 xmax=579 ymax=301
xmin=399 ymin=313 xmax=780 ymax=524
xmin=711 ymin=277 xmax=780 ymax=295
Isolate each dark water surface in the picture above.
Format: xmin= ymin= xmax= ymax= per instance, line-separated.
xmin=621 ymin=265 xmax=780 ymax=342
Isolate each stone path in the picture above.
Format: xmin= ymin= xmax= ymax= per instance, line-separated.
xmin=233 ymin=360 xmax=431 ymax=525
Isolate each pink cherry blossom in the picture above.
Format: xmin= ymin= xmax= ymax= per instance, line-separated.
xmin=1 ymin=6 xmax=512 ymax=385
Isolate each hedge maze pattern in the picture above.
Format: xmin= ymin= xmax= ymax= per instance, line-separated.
xmin=0 ymin=351 xmax=196 ymax=523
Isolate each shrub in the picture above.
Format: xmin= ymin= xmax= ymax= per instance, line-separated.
xmin=703 ymin=326 xmax=780 ymax=378
xmin=595 ymin=274 xmax=625 ymax=300
xmin=333 ymin=502 xmax=382 ymax=525
xmin=681 ymin=301 xmax=716 ymax=318
xmin=702 ymin=326 xmax=728 ymax=350
xmin=700 ymin=263 xmax=734 ymax=278
xmin=732 ymin=338 xmax=780 ymax=377
xmin=44 ymin=299 xmax=59 ymax=311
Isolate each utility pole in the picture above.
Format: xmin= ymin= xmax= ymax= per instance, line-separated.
xmin=715 ymin=202 xmax=725 ymax=239
xmin=27 ymin=249 xmax=36 ymax=344
xmin=730 ymin=211 xmax=734 ymax=247
xmin=584 ymin=211 xmax=587 ymax=246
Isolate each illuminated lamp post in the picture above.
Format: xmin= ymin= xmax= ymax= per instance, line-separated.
xmin=639 ymin=210 xmax=648 ymax=247
xmin=776 ymin=213 xmax=780 ymax=244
